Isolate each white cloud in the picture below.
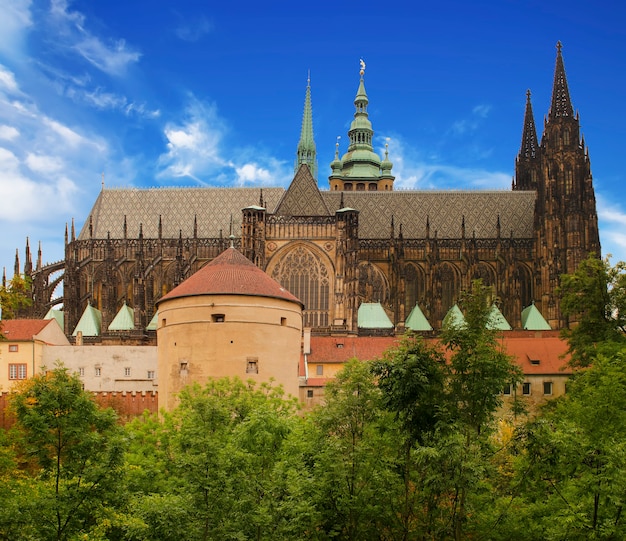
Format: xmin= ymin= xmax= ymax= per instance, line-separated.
xmin=379 ymin=135 xmax=510 ymax=190
xmin=597 ymin=195 xmax=626 ymax=262
xmin=0 ymin=0 xmax=32 ymax=57
xmin=49 ymin=0 xmax=141 ymax=76
xmin=0 ymin=125 xmax=19 ymax=141
xmin=25 ymin=153 xmax=64 ymax=173
xmin=235 ymin=163 xmax=273 ymax=185
xmin=0 ymin=65 xmax=20 ymax=93
xmin=158 ymin=98 xmax=228 ymax=182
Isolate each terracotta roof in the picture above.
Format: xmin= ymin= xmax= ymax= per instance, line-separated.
xmin=309 ymin=336 xmax=400 ymax=363
xmin=158 ymin=247 xmax=303 ymax=306
xmin=503 ymin=335 xmax=571 ymax=374
xmin=1 ymin=319 xmax=53 ymax=341
xmin=307 ymin=333 xmax=571 ymax=375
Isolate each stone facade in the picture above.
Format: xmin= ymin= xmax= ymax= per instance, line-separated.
xmin=19 ymin=44 xmax=599 ymax=336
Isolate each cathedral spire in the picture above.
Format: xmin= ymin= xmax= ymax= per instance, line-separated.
xmin=295 ymin=72 xmax=317 ymax=180
xmin=548 ymin=41 xmax=574 ymax=120
xmin=520 ymin=90 xmax=538 ymax=160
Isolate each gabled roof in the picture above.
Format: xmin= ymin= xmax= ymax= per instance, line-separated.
xmin=108 ymin=302 xmax=135 ymax=331
xmin=158 ymin=247 xmax=303 ymax=307
xmin=72 ymin=304 xmax=102 ymax=337
xmin=357 ymin=302 xmax=394 ymax=329
xmin=443 ymin=304 xmax=465 ymax=329
xmin=521 ymin=303 xmax=552 ymax=330
xmin=487 ymin=304 xmax=512 ymax=331
xmin=146 ymin=311 xmax=158 ymax=331
xmin=44 ymin=308 xmax=64 ymax=330
xmin=274 ymin=164 xmax=330 ymax=217
xmin=405 ymin=304 xmax=433 ymax=331
xmin=1 ymin=319 xmax=53 ymax=341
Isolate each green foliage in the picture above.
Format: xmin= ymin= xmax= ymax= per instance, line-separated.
xmin=0 ymin=274 xmax=31 ymax=325
xmin=442 ymin=280 xmax=524 ymax=435
xmin=6 ymin=365 xmax=126 ymax=540
xmin=372 ymin=333 xmax=446 ymax=444
xmin=558 ymin=254 xmax=626 ymax=366
xmin=513 ymin=348 xmax=626 ymax=539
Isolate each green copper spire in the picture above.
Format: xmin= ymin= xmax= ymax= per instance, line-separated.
xmin=295 ymin=73 xmax=317 ymax=179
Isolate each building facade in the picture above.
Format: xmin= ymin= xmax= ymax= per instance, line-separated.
xmin=19 ymin=43 xmax=599 ymax=336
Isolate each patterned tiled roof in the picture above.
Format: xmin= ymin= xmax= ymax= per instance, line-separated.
xmin=80 ymin=186 xmax=536 ymax=241
xmin=158 ymin=247 xmax=303 ymax=306
xmin=275 ymin=165 xmax=330 ymax=216
xmin=1 ymin=319 xmax=52 ymax=341
xmin=79 ymin=187 xmax=285 ymax=240
xmin=321 ymin=191 xmax=536 ymax=239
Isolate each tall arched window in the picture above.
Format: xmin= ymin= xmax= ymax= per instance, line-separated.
xmin=271 ymin=245 xmax=330 ymax=328
xmin=440 ymin=264 xmax=457 ymax=312
xmin=405 ymin=263 xmax=425 ymax=312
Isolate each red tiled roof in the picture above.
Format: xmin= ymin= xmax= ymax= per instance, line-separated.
xmin=158 ymin=247 xmax=303 ymax=306
xmin=307 ymin=332 xmax=571 ymax=375
xmin=309 ymin=336 xmax=401 ymax=363
xmin=1 ymin=319 xmax=52 ymax=341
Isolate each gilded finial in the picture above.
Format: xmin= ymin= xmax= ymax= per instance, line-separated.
xmin=101 ymin=171 xmax=105 ymax=191
xmin=385 ymin=137 xmax=390 ymax=158
xmin=359 ymin=58 xmax=366 ymax=77
xmin=307 ymin=69 xmax=310 ymax=86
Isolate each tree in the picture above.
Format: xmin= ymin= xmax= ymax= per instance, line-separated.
xmin=0 ymin=275 xmax=31 ymax=325
xmin=558 ymin=254 xmax=626 ymax=366
xmin=7 ymin=365 xmax=126 ymax=541
xmin=440 ymin=280 xmax=524 ymax=540
xmin=513 ymin=349 xmax=626 ymax=539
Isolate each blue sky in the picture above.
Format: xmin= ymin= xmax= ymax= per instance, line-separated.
xmin=1 ymin=0 xmax=625 ymax=278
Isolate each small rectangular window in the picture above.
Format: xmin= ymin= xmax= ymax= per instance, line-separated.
xmin=212 ymin=314 xmax=225 ymax=323
xmin=543 ymin=382 xmax=553 ymax=395
xmin=307 ymin=389 xmax=314 ymax=398
xmin=161 ymin=318 xmax=167 ymax=327
xmin=8 ymin=345 xmax=18 ymax=352
xmin=95 ymin=367 xmax=101 ymax=377
xmin=246 ymin=357 xmax=258 ymax=374
xmin=522 ymin=382 xmax=531 ymax=395
xmin=280 ymin=317 xmax=287 ymax=326
xmin=124 ymin=367 xmax=131 ymax=377
xmin=316 ymin=365 xmax=323 ymax=376
xmin=147 ymin=370 xmax=155 ymax=379
xmin=79 ymin=367 xmax=85 ymax=377
xmin=502 ymin=383 xmax=511 ymax=395
xmin=9 ymin=364 xmax=26 ymax=380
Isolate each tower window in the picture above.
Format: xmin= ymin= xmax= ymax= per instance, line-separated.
xmin=246 ymin=357 xmax=259 ymax=374
xmin=212 ymin=314 xmax=225 ymax=323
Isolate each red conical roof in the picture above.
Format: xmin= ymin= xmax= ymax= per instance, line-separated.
xmin=157 ymin=247 xmax=303 ymax=307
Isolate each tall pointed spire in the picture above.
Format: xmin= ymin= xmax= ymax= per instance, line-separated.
xmin=514 ymin=89 xmax=540 ymax=190
xmin=295 ymin=72 xmax=317 ymax=180
xmin=520 ymin=90 xmax=538 ymax=160
xmin=548 ymin=41 xmax=574 ymax=120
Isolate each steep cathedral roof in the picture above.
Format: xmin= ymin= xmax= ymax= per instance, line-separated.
xmin=158 ymin=247 xmax=303 ymax=307
xmin=275 ymin=164 xmax=330 ymax=216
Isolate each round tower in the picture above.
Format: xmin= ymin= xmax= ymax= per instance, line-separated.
xmin=156 ymin=246 xmax=303 ymax=411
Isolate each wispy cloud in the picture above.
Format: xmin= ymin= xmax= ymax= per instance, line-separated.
xmin=174 ymin=15 xmax=213 ymax=42
xmin=49 ymin=0 xmax=141 ymax=76
xmin=597 ymin=194 xmax=626 ymax=261
xmin=378 ymin=135 xmax=509 ymax=190
xmin=0 ymin=0 xmax=32 ymax=57
xmin=449 ymin=104 xmax=492 ymax=136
